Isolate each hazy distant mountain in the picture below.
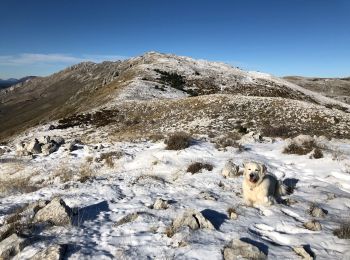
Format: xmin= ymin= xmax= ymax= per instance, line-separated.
xmin=0 ymin=76 xmax=37 ymax=89
xmin=284 ymin=76 xmax=350 ymax=104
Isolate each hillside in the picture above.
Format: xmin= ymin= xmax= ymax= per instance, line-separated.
xmin=1 ymin=52 xmax=349 ymax=141
xmin=284 ymin=76 xmax=350 ymax=105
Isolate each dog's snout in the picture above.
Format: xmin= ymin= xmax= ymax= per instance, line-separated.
xmin=249 ymin=173 xmax=254 ymax=178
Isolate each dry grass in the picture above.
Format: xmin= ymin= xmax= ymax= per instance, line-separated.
xmin=0 ymin=177 xmax=39 ymax=196
xmin=187 ymin=162 xmax=213 ymax=174
xmin=261 ymin=125 xmax=291 ymax=138
xmin=97 ymin=151 xmax=124 ymax=168
xmin=77 ymin=163 xmax=95 ymax=183
xmin=333 ymin=222 xmax=350 ymax=239
xmin=165 ymin=132 xmax=192 ymax=150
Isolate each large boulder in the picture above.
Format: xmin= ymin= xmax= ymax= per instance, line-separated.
xmin=31 ymin=244 xmax=68 ymax=260
xmin=0 ymin=234 xmax=28 ymax=259
xmin=172 ymin=209 xmax=214 ymax=231
xmin=223 ymin=239 xmax=267 ymax=260
xmin=221 ymin=161 xmax=240 ymax=178
xmin=33 ymin=197 xmax=72 ymax=226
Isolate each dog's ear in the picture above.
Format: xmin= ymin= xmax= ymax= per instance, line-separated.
xmin=242 ymin=162 xmax=246 ymax=168
xmin=260 ymin=164 xmax=267 ymax=175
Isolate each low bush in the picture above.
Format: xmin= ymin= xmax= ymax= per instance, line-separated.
xmin=165 ymin=132 xmax=192 ymax=150
xmin=187 ymin=162 xmax=213 ymax=174
xmin=333 ymin=222 xmax=350 ymax=239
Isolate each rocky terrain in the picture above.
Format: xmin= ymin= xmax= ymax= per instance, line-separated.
xmin=0 ymin=52 xmax=349 ymax=259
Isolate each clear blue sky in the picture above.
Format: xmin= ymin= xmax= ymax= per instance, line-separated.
xmin=1 ymin=0 xmax=349 ymax=78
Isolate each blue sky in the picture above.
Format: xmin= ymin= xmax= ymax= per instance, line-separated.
xmin=1 ymin=0 xmax=349 ymax=78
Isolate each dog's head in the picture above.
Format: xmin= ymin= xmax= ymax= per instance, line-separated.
xmin=243 ymin=162 xmax=267 ymax=186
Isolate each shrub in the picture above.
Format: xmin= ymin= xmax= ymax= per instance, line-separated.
xmin=154 ymin=69 xmax=185 ymax=91
xmin=283 ymin=140 xmax=317 ymax=155
xmin=333 ymin=222 xmax=350 ymax=239
xmin=261 ymin=126 xmax=291 ymax=138
xmin=165 ymin=132 xmax=192 ymax=150
xmin=187 ymin=162 xmax=213 ymax=174
xmin=311 ymin=148 xmax=324 ymax=159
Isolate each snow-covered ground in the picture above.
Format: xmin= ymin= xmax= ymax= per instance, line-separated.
xmin=1 ymin=134 xmax=350 ymax=259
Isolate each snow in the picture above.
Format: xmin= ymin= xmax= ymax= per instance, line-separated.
xmin=1 ymin=134 xmax=350 ymax=259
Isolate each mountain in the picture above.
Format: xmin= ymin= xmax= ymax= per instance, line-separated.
xmin=284 ymin=76 xmax=350 ymax=104
xmin=0 ymin=52 xmax=349 ymax=141
xmin=0 ymin=76 xmax=37 ymax=89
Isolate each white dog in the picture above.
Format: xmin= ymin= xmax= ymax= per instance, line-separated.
xmin=242 ymin=162 xmax=288 ymax=206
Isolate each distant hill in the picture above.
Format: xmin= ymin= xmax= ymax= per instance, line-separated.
xmin=0 ymin=76 xmax=37 ymax=89
xmin=283 ymin=76 xmax=350 ymax=104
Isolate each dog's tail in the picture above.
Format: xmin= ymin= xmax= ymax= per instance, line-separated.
xmin=276 ymin=180 xmax=290 ymax=197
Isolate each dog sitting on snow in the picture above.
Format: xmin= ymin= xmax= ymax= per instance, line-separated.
xmin=242 ymin=162 xmax=288 ymax=207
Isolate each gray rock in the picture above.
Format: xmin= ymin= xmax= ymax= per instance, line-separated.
xmin=33 ymin=197 xmax=72 ymax=226
xmin=309 ymin=205 xmax=327 ymax=218
xmin=222 ymin=161 xmax=240 ymax=178
xmin=223 ymin=239 xmax=267 ymax=260
xmin=50 ymin=136 xmax=65 ymax=146
xmin=172 ymin=209 xmax=214 ymax=231
xmin=69 ymin=139 xmax=83 ymax=152
xmin=42 ymin=142 xmax=59 ymax=156
xmin=153 ymin=198 xmax=168 ymax=210
xmin=0 ymin=234 xmax=28 ymax=259
xmin=31 ymin=244 xmax=68 ymax=260
xmin=114 ymin=212 xmax=139 ymax=226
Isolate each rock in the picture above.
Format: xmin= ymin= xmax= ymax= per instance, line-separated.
xmin=114 ymin=212 xmax=139 ymax=226
xmin=228 ymin=211 xmax=238 ymax=220
xmin=199 ymin=191 xmax=218 ymax=201
xmin=223 ymin=239 xmax=267 ymax=260
xmin=309 ymin=205 xmax=327 ymax=218
xmin=172 ymin=209 xmax=214 ymax=231
xmin=33 ymin=197 xmax=72 ymax=226
xmin=221 ymin=161 xmax=240 ymax=178
xmin=69 ymin=139 xmax=83 ymax=152
xmin=292 ymin=135 xmax=314 ymax=146
xmin=153 ymin=198 xmax=168 ymax=210
xmin=27 ymin=138 xmax=42 ymax=154
xmin=240 ymin=131 xmax=263 ymax=144
xmin=303 ymin=220 xmax=322 ymax=231
xmin=0 ymin=224 xmax=12 ymax=241
xmin=293 ymin=246 xmax=314 ymax=260
xmin=0 ymin=234 xmax=28 ymax=259
xmin=31 ymin=244 xmax=68 ymax=260
xmin=51 ymin=136 xmax=65 ymax=146
xmin=42 ymin=142 xmax=59 ymax=156
xmin=15 ymin=142 xmax=29 ymax=156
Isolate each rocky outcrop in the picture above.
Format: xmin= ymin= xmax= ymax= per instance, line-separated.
xmin=223 ymin=239 xmax=267 ymax=260
xmin=33 ymin=197 xmax=72 ymax=226
xmin=221 ymin=161 xmax=240 ymax=178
